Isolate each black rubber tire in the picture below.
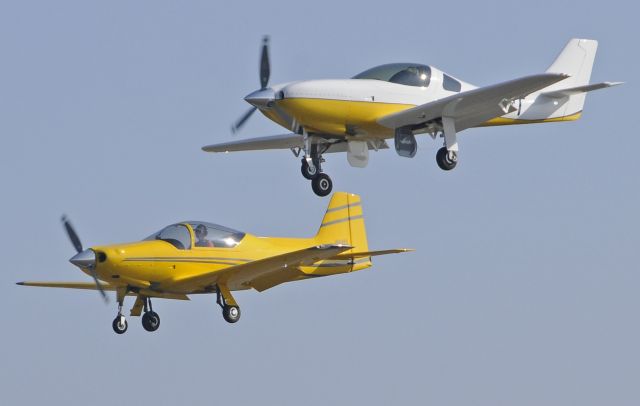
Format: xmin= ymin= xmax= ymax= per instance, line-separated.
xmin=141 ymin=311 xmax=161 ymax=332
xmin=436 ymin=147 xmax=457 ymax=171
xmin=311 ymin=173 xmax=333 ymax=197
xmin=112 ymin=316 xmax=128 ymax=334
xmin=301 ymin=159 xmax=319 ymax=180
xmin=222 ymin=305 xmax=241 ymax=324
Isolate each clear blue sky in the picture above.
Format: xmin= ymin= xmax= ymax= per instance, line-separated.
xmin=1 ymin=1 xmax=637 ymax=405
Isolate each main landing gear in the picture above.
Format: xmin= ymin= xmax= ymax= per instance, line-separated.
xmin=141 ymin=297 xmax=160 ymax=332
xmin=297 ymin=133 xmax=333 ymax=197
xmin=301 ymin=158 xmax=333 ymax=197
xmin=111 ymin=290 xmax=161 ymax=334
xmin=435 ymin=116 xmax=458 ymax=171
xmin=436 ymin=147 xmax=457 ymax=170
xmin=216 ymin=284 xmax=241 ymax=323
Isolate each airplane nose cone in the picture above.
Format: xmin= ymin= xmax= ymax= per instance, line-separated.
xmin=69 ymin=249 xmax=96 ymax=269
xmin=244 ymin=88 xmax=275 ymax=108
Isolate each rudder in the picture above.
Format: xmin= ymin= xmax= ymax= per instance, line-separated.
xmin=315 ymin=192 xmax=369 ymax=253
xmin=544 ymin=38 xmax=598 ymax=115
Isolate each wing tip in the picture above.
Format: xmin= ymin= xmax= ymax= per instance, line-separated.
xmin=16 ymin=281 xmax=25 ymax=285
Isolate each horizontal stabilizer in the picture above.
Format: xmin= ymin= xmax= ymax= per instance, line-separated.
xmin=541 ymin=81 xmax=623 ymax=98
xmin=332 ymin=248 xmax=414 ymax=259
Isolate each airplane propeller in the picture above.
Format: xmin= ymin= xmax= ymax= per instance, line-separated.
xmin=62 ymin=215 xmax=109 ymax=303
xmin=231 ymin=35 xmax=271 ymax=134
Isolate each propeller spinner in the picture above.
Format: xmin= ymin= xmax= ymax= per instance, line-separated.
xmin=62 ymin=215 xmax=108 ymax=303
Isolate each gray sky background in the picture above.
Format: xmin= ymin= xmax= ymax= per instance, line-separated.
xmin=1 ymin=1 xmax=637 ymax=405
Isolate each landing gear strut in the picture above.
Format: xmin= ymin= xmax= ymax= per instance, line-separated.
xmin=141 ymin=297 xmax=160 ymax=332
xmin=112 ymin=294 xmax=128 ymax=334
xmin=216 ymin=284 xmax=241 ymax=324
xmin=436 ymin=116 xmax=458 ymax=171
xmin=298 ymin=133 xmax=333 ymax=197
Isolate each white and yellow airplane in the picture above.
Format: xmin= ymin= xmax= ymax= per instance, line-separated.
xmin=17 ymin=192 xmax=411 ymax=334
xmin=203 ymin=37 xmax=620 ymax=196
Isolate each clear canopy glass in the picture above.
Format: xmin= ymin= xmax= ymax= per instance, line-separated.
xmin=145 ymin=222 xmax=245 ymax=249
xmin=187 ymin=222 xmax=245 ymax=248
xmin=353 ymin=63 xmax=432 ymax=87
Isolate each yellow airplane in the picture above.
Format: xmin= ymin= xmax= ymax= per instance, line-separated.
xmin=17 ymin=192 xmax=411 ymax=334
xmin=204 ymin=37 xmax=620 ymax=196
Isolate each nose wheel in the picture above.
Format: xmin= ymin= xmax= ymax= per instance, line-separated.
xmin=301 ymin=159 xmax=318 ymax=180
xmin=311 ymin=173 xmax=333 ymax=197
xmin=112 ymin=294 xmax=128 ymax=334
xmin=301 ymin=158 xmax=333 ymax=197
xmin=112 ymin=314 xmax=128 ymax=334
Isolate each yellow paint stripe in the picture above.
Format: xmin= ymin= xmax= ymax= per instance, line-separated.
xmin=321 ymin=215 xmax=364 ymax=227
xmin=480 ymin=111 xmax=582 ymax=126
xmin=322 ymin=205 xmax=363 ymax=224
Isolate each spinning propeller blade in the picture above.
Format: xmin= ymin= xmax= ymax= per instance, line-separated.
xmin=62 ymin=215 xmax=109 ymax=303
xmin=260 ymin=35 xmax=270 ymax=89
xmin=231 ymin=106 xmax=257 ymax=134
xmin=62 ymin=215 xmax=83 ymax=253
xmin=231 ymin=35 xmax=272 ymax=135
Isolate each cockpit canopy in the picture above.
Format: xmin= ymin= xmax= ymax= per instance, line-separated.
xmin=145 ymin=222 xmax=245 ymax=250
xmin=353 ymin=63 xmax=432 ymax=87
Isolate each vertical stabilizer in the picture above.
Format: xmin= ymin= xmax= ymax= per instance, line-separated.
xmin=546 ymin=38 xmax=598 ymax=87
xmin=543 ymin=39 xmax=598 ymax=115
xmin=315 ymin=192 xmax=368 ymax=253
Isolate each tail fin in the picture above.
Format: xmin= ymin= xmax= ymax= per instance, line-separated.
xmin=546 ymin=38 xmax=598 ymax=87
xmin=543 ymin=38 xmax=598 ymax=115
xmin=315 ymin=192 xmax=368 ymax=253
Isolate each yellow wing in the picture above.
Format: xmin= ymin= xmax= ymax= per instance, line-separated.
xmin=16 ymin=281 xmax=189 ymax=300
xmin=165 ymin=244 xmax=353 ymax=293
xmin=17 ymin=281 xmax=118 ymax=290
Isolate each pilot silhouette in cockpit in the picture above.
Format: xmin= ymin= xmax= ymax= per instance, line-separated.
xmin=194 ymin=224 xmax=214 ymax=247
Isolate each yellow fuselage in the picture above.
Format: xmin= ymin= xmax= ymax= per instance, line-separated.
xmin=90 ymin=225 xmax=368 ymax=295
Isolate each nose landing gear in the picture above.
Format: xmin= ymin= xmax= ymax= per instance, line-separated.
xmin=300 ymin=158 xmax=333 ymax=197
xmin=111 ymin=291 xmax=161 ymax=334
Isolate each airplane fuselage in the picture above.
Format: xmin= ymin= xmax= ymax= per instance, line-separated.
xmin=256 ymin=66 xmax=580 ymax=139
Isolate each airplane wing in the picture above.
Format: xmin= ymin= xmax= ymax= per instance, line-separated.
xmin=16 ymin=281 xmax=189 ymax=300
xmin=377 ymin=73 xmax=569 ymax=132
xmin=17 ymin=281 xmax=119 ymax=290
xmin=202 ymin=133 xmax=303 ymax=152
xmin=166 ymin=244 xmax=353 ymax=293
xmin=202 ymin=134 xmax=387 ymax=154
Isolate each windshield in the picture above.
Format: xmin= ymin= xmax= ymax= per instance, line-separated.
xmin=188 ymin=222 xmax=245 ymax=248
xmin=353 ymin=63 xmax=431 ymax=87
xmin=145 ymin=224 xmax=192 ymax=250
